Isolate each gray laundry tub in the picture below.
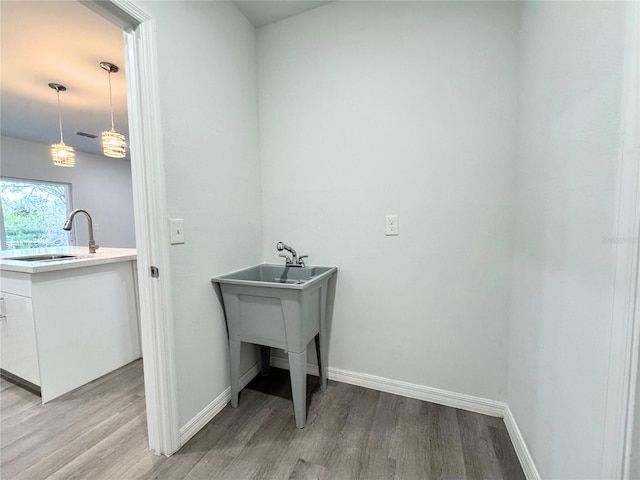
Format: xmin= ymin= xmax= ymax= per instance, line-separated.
xmin=212 ymin=264 xmax=337 ymax=428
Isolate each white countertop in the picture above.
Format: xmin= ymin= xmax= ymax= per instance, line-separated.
xmin=0 ymin=246 xmax=137 ymax=274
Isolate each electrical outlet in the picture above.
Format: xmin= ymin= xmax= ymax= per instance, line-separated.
xmin=169 ymin=218 xmax=185 ymax=244
xmin=385 ymin=215 xmax=399 ymax=236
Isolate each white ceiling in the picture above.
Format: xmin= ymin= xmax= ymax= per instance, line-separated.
xmin=1 ymin=1 xmax=128 ymax=159
xmin=0 ymin=1 xmax=331 ymax=159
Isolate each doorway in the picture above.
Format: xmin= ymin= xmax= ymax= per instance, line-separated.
xmin=0 ymin=0 xmax=179 ymax=457
xmin=79 ymin=0 xmax=180 ymax=455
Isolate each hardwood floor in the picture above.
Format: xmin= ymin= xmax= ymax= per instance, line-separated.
xmin=1 ymin=362 xmax=525 ymax=479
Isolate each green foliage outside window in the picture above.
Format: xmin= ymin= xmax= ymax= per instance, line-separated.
xmin=1 ymin=179 xmax=71 ymax=250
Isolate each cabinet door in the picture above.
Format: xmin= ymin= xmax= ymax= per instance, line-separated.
xmin=0 ymin=293 xmax=40 ymax=386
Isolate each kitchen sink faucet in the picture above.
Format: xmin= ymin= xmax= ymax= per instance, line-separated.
xmin=63 ymin=209 xmax=99 ymax=254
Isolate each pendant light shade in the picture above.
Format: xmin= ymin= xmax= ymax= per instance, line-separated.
xmin=51 ymin=142 xmax=75 ymax=167
xmin=102 ymin=128 xmax=126 ymax=158
xmin=49 ymin=83 xmax=75 ymax=167
xmin=100 ymin=62 xmax=126 ymax=158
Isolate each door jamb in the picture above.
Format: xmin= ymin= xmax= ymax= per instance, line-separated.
xmin=80 ymin=0 xmax=180 ymax=456
xmin=602 ymin=2 xmax=640 ymax=478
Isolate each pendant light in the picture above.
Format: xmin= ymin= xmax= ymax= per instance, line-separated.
xmin=100 ymin=61 xmax=126 ymax=158
xmin=49 ymin=83 xmax=75 ymax=167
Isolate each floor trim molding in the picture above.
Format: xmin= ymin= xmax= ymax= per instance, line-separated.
xmin=332 ymin=366 xmax=505 ymax=418
xmin=178 ymin=363 xmax=260 ymax=446
xmin=269 ymin=356 xmax=503 ymax=417
xmin=503 ymin=405 xmax=541 ymax=480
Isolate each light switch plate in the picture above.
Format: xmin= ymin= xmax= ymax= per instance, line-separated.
xmin=169 ymin=218 xmax=185 ymax=244
xmin=385 ymin=215 xmax=399 ymax=236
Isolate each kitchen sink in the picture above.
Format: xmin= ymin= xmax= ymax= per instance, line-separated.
xmin=1 ymin=254 xmax=83 ymax=262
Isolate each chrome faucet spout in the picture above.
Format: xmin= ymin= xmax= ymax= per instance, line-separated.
xmin=276 ymin=242 xmax=307 ymax=267
xmin=277 ymin=241 xmax=297 ymax=265
xmin=63 ymin=209 xmax=99 ymax=254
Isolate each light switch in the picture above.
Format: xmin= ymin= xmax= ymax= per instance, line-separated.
xmin=385 ymin=215 xmax=399 ymax=236
xmin=169 ymin=218 xmax=185 ymax=244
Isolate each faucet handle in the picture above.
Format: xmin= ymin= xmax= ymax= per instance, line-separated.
xmin=298 ymin=255 xmax=308 ymax=267
xmin=279 ymin=253 xmax=292 ymax=264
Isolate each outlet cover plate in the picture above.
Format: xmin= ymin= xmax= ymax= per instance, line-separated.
xmin=385 ymin=215 xmax=399 ymax=236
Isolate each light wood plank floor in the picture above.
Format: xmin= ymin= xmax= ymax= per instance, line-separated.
xmin=1 ymin=361 xmax=525 ymax=479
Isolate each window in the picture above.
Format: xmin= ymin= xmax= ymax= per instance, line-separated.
xmin=0 ymin=178 xmax=73 ymax=250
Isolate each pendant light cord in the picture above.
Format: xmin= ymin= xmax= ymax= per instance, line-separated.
xmin=56 ymin=87 xmax=64 ymax=144
xmin=108 ymin=71 xmax=115 ymax=130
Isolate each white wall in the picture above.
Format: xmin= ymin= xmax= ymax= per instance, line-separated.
xmin=632 ymin=366 xmax=640 ymax=478
xmin=0 ymin=135 xmax=135 ymax=248
xmin=132 ymin=1 xmax=263 ymax=427
xmin=508 ymin=2 xmax=627 ymax=478
xmin=258 ymin=1 xmax=519 ymax=401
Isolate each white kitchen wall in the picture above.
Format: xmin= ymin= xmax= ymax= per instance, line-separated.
xmin=0 ymin=135 xmax=135 ymax=248
xmin=131 ymin=1 xmax=263 ymax=427
xmin=508 ymin=2 xmax=627 ymax=478
xmin=258 ymin=1 xmax=519 ymax=401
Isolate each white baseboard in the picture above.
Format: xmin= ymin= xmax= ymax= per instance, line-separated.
xmin=270 ymin=355 xmax=504 ymax=417
xmin=181 ymin=356 xmax=540 ymax=480
xmin=503 ymin=405 xmax=541 ymax=480
xmin=330 ymin=366 xmax=506 ymax=418
xmin=178 ymin=362 xmax=260 ymax=446
xmin=270 ymin=355 xmax=320 ymax=376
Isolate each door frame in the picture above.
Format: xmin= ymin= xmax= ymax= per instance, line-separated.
xmin=80 ymin=0 xmax=180 ymax=455
xmin=602 ymin=2 xmax=640 ymax=478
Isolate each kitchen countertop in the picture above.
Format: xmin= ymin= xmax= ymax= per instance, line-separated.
xmin=0 ymin=247 xmax=137 ymax=274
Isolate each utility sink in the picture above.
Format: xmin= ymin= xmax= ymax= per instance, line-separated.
xmin=214 ymin=264 xmax=335 ymax=287
xmin=1 ymin=254 xmax=83 ymax=262
xmin=212 ymin=263 xmax=337 ymax=428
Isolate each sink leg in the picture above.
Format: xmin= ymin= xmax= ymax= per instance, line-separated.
xmin=229 ymin=340 xmax=241 ymax=408
xmin=288 ymin=350 xmax=307 ymax=429
xmin=318 ymin=284 xmax=329 ymax=392
xmin=260 ymin=345 xmax=271 ymax=376
xmin=316 ymin=333 xmax=328 ymax=392
xmin=315 ymin=334 xmax=327 ymax=391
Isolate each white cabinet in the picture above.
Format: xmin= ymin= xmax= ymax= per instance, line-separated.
xmin=0 ymin=292 xmax=40 ymax=386
xmin=0 ymin=257 xmax=140 ymax=403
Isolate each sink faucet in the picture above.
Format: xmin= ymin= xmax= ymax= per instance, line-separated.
xmin=276 ymin=241 xmax=308 ymax=267
xmin=63 ymin=209 xmax=99 ymax=254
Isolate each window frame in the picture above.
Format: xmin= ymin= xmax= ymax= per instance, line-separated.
xmin=0 ymin=176 xmax=75 ymax=250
